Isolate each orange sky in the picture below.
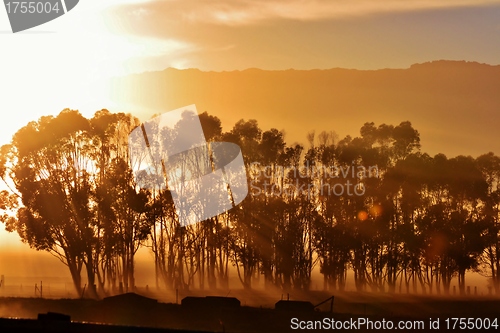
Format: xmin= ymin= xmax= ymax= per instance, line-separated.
xmin=0 ymin=0 xmax=499 ymax=146
xmin=104 ymin=0 xmax=500 ymax=71
xmin=0 ymin=0 xmax=499 ymax=288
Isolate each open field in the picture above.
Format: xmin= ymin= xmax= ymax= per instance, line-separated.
xmin=0 ymin=291 xmax=499 ymax=332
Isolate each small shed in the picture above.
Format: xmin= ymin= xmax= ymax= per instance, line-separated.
xmin=181 ymin=296 xmax=241 ymax=309
xmin=37 ymin=312 xmax=71 ymax=322
xmin=275 ymin=300 xmax=315 ymax=312
xmin=103 ymin=292 xmax=158 ymax=308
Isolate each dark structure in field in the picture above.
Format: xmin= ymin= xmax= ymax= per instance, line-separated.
xmin=2 ymin=294 xmax=500 ymax=332
xmin=275 ymin=300 xmax=315 ymax=312
xmin=103 ymin=292 xmax=158 ymax=308
xmin=37 ymin=312 xmax=71 ymax=322
xmin=181 ymin=296 xmax=241 ymax=309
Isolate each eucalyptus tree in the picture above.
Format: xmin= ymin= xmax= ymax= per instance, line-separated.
xmin=0 ymin=109 xmax=147 ymax=297
xmin=383 ymin=153 xmax=430 ymax=293
xmin=309 ymin=131 xmax=354 ymax=291
xmin=446 ymin=155 xmax=488 ymax=295
xmin=222 ymin=119 xmax=263 ymax=289
xmin=476 ymin=152 xmax=500 ymax=294
xmin=90 ymin=110 xmax=150 ymax=294
xmin=416 ymin=154 xmax=489 ymax=295
xmin=0 ymin=110 xmax=96 ymax=296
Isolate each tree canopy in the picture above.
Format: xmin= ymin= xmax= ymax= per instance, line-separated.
xmin=1 ymin=110 xmax=500 ymax=297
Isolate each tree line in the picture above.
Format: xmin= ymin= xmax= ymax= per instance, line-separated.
xmin=0 ymin=109 xmax=499 ymax=297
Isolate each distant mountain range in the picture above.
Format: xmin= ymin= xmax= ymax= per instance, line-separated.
xmin=111 ymin=60 xmax=500 ymax=157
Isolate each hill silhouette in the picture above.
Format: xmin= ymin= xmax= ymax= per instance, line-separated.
xmin=111 ymin=60 xmax=500 ymax=157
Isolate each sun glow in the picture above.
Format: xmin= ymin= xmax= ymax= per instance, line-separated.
xmin=0 ymin=0 xmax=186 ymax=147
xmin=0 ymin=0 xmax=176 ymax=247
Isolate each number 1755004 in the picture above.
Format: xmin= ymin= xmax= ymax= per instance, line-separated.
xmin=5 ymin=1 xmax=61 ymax=14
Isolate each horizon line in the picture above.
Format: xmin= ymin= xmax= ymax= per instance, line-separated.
xmin=121 ymin=59 xmax=500 ymax=77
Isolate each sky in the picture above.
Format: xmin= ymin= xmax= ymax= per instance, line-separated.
xmin=0 ymin=0 xmax=499 ymax=279
xmin=105 ymin=0 xmax=500 ymax=71
xmin=0 ymin=0 xmax=499 ymax=147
